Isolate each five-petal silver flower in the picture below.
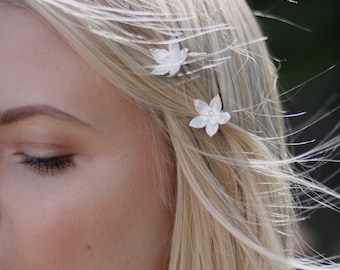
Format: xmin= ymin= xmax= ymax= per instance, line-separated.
xmin=150 ymin=38 xmax=188 ymax=76
xmin=189 ymin=95 xmax=231 ymax=137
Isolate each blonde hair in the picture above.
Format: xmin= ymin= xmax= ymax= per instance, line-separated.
xmin=12 ymin=0 xmax=339 ymax=269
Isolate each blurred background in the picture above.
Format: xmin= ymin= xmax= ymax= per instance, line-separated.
xmin=247 ymin=0 xmax=339 ymax=262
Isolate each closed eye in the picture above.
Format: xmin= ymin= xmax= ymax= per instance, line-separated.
xmin=19 ymin=155 xmax=75 ymax=176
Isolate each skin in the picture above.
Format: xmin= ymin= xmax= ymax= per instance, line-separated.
xmin=0 ymin=5 xmax=173 ymax=270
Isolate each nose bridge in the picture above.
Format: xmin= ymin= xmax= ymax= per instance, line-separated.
xmin=0 ymin=158 xmax=12 ymax=260
xmin=0 ymin=154 xmax=3 ymax=224
xmin=0 ymin=147 xmax=7 ymax=224
xmin=0 ymin=211 xmax=22 ymax=269
xmin=0 ymin=153 xmax=3 ymax=231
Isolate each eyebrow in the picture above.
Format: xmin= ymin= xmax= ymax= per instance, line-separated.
xmin=0 ymin=104 xmax=91 ymax=127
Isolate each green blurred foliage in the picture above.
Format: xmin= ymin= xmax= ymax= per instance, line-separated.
xmin=247 ymin=0 xmax=339 ymax=261
xmin=248 ymin=0 xmax=339 ymax=109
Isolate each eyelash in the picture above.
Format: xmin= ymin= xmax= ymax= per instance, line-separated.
xmin=19 ymin=155 xmax=75 ymax=176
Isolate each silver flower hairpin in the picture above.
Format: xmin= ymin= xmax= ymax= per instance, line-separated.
xmin=150 ymin=37 xmax=188 ymax=76
xmin=189 ymin=95 xmax=231 ymax=137
xmin=149 ymin=38 xmax=231 ymax=136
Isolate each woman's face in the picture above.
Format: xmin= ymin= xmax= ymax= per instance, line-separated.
xmin=0 ymin=6 xmax=172 ymax=270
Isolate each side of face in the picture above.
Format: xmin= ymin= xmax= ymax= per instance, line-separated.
xmin=0 ymin=5 xmax=172 ymax=270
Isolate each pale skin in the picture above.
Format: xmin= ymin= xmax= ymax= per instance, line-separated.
xmin=0 ymin=5 xmax=173 ymax=270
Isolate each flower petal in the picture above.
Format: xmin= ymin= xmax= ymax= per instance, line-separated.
xmin=189 ymin=116 xmax=208 ymax=128
xmin=150 ymin=48 xmax=169 ymax=64
xmin=169 ymin=64 xmax=181 ymax=76
xmin=193 ymin=99 xmax=210 ymax=115
xmin=206 ymin=121 xmax=219 ymax=137
xmin=216 ymin=112 xmax=231 ymax=124
xmin=168 ymin=40 xmax=180 ymax=57
xmin=180 ymin=48 xmax=189 ymax=63
xmin=151 ymin=65 xmax=170 ymax=75
xmin=209 ymin=95 xmax=222 ymax=112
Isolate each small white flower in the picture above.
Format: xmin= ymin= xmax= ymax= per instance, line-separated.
xmin=189 ymin=95 xmax=231 ymax=137
xmin=150 ymin=37 xmax=188 ymax=76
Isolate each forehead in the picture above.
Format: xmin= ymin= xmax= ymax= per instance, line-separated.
xmin=0 ymin=5 xmax=139 ymax=135
xmin=1 ymin=5 xmax=60 ymax=47
xmin=0 ymin=5 xmax=89 ymax=86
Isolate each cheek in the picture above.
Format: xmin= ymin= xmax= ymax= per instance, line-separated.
xmin=4 ymin=182 xmax=96 ymax=269
xmin=3 ymin=151 xmax=170 ymax=269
